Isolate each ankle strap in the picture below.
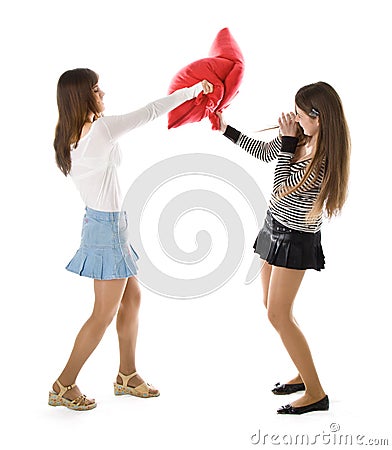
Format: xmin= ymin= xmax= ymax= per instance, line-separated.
xmin=55 ymin=379 xmax=76 ymax=398
xmin=118 ymin=371 xmax=138 ymax=387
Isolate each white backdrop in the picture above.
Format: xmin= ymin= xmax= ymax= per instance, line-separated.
xmin=1 ymin=0 xmax=391 ymax=449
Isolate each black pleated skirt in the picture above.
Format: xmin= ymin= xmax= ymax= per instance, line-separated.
xmin=253 ymin=210 xmax=325 ymax=271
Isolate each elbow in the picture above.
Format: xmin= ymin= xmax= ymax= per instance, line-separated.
xmin=149 ymin=104 xmax=159 ymax=121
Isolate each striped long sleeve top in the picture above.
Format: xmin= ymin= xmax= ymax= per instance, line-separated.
xmin=223 ymin=125 xmax=325 ymax=233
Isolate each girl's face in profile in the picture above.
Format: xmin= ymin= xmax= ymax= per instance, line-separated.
xmin=295 ymin=105 xmax=319 ymax=137
xmin=92 ymin=82 xmax=105 ymax=114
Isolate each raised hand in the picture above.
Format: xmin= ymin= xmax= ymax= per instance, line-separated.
xmin=201 ymin=80 xmax=214 ymax=94
xmin=278 ymin=112 xmax=297 ymax=137
xmin=215 ymin=111 xmax=227 ymax=133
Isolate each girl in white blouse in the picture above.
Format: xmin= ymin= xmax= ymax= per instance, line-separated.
xmin=49 ymin=68 xmax=213 ymax=410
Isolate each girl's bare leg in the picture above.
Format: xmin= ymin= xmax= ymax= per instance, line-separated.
xmin=115 ymin=276 xmax=158 ymax=394
xmin=53 ymin=278 xmax=127 ymax=401
xmin=260 ymin=260 xmax=272 ymax=309
xmin=266 ymin=266 xmax=325 ymax=407
xmin=261 ymin=261 xmax=302 ymax=385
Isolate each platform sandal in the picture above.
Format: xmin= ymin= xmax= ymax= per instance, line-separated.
xmin=48 ymin=379 xmax=97 ymax=411
xmin=114 ymin=371 xmax=160 ymax=398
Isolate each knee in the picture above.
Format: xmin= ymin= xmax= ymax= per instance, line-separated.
xmin=267 ymin=308 xmax=279 ymax=329
xmin=121 ymin=288 xmax=141 ymax=310
xmin=267 ymin=307 xmax=291 ymax=331
xmin=91 ymin=308 xmax=117 ymax=330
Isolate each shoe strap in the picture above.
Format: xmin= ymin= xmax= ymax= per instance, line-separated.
xmin=71 ymin=394 xmax=91 ymax=407
xmin=55 ymin=379 xmax=76 ymax=398
xmin=118 ymin=371 xmax=138 ymax=387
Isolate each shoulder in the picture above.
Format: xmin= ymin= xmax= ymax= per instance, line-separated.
xmin=92 ymin=117 xmax=112 ymax=136
xmin=78 ymin=118 xmax=113 ymax=144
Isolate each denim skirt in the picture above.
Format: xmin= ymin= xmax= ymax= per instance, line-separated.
xmin=253 ymin=210 xmax=325 ymax=271
xmin=65 ymin=207 xmax=139 ymax=280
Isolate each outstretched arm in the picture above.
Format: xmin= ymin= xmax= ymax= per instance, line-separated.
xmin=102 ymin=81 xmax=214 ymax=140
xmin=217 ymin=112 xmax=282 ymax=163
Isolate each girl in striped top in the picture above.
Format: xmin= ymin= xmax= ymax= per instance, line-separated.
xmin=218 ymin=81 xmax=351 ymax=414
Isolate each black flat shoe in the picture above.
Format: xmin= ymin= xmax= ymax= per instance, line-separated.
xmin=272 ymin=382 xmax=305 ymax=395
xmin=277 ymin=395 xmax=329 ymax=415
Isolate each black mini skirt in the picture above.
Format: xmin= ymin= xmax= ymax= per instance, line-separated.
xmin=253 ymin=210 xmax=325 ymax=271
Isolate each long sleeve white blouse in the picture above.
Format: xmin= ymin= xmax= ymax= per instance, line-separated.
xmin=69 ymin=82 xmax=204 ymax=211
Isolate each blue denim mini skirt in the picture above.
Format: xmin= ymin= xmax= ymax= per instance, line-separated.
xmin=65 ymin=207 xmax=139 ymax=280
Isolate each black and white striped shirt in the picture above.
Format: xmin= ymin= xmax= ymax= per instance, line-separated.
xmin=223 ymin=125 xmax=325 ymax=233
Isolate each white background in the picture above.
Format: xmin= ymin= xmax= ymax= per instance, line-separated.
xmin=1 ymin=0 xmax=391 ymax=448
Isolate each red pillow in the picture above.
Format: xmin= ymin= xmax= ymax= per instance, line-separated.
xmin=168 ymin=28 xmax=244 ymax=130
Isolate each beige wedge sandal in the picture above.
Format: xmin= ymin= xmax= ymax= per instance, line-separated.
xmin=48 ymin=379 xmax=97 ymax=411
xmin=114 ymin=371 xmax=160 ymax=398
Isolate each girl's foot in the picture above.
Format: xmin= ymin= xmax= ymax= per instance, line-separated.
xmin=286 ymin=374 xmax=303 ymax=384
xmin=290 ymin=391 xmax=326 ymax=408
xmin=115 ymin=371 xmax=159 ymax=397
xmin=277 ymin=394 xmax=329 ymax=414
xmin=49 ymin=379 xmax=96 ymax=410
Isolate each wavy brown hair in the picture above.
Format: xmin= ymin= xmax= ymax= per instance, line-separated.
xmin=54 ymin=68 xmax=100 ymax=176
xmin=283 ymin=82 xmax=351 ymax=219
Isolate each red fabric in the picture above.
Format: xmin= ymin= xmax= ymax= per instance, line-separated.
xmin=168 ymin=28 xmax=244 ymax=130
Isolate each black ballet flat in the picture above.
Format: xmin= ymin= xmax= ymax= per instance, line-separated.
xmin=277 ymin=395 xmax=329 ymax=415
xmin=272 ymin=382 xmax=305 ymax=395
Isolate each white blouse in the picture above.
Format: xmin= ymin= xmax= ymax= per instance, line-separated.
xmin=69 ymin=82 xmax=204 ymax=211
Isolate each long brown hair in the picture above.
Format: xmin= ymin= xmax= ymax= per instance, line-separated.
xmin=54 ymin=68 xmax=100 ymax=176
xmin=282 ymin=82 xmax=351 ymax=219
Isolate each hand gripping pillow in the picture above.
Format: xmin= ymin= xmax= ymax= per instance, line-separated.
xmin=168 ymin=28 xmax=244 ymax=130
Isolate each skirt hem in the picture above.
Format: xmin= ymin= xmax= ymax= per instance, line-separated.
xmin=65 ymin=266 xmax=138 ymax=280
